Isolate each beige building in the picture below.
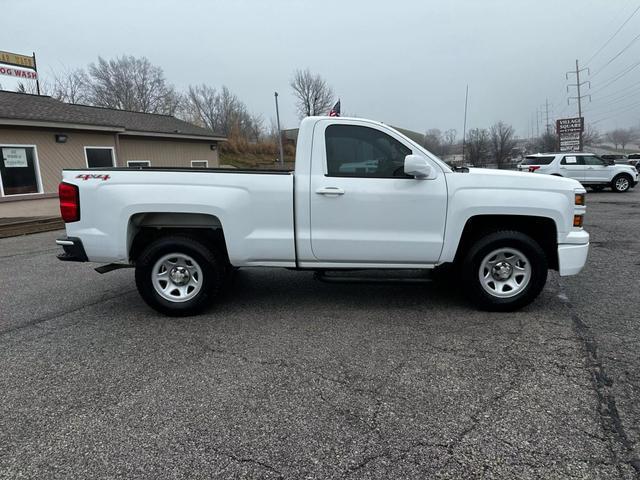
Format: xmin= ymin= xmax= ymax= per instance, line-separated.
xmin=0 ymin=91 xmax=225 ymax=202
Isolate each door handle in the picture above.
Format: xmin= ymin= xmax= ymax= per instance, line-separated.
xmin=587 ymin=167 xmax=594 ymax=169
xmin=316 ymin=186 xmax=345 ymax=196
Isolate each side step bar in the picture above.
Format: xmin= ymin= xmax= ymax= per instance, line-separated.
xmin=314 ymin=269 xmax=432 ymax=285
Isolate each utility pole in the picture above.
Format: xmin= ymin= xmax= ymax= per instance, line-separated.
xmin=461 ymin=84 xmax=469 ymax=163
xmin=566 ymin=59 xmax=591 ymax=120
xmin=544 ymin=98 xmax=550 ymax=134
xmin=274 ymin=92 xmax=284 ymax=166
xmin=566 ymin=59 xmax=592 ymax=151
xmin=536 ymin=109 xmax=540 ymax=137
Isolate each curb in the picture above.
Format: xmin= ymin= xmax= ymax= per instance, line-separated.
xmin=0 ymin=216 xmax=64 ymax=239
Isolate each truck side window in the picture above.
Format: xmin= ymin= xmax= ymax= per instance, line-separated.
xmin=325 ymin=124 xmax=412 ymax=178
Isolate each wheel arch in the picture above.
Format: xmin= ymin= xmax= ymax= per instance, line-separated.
xmin=452 ymin=214 xmax=559 ymax=270
xmin=127 ymin=212 xmax=229 ymax=264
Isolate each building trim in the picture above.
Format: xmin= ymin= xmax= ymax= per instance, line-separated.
xmin=119 ymin=130 xmax=225 ymax=142
xmin=0 ymin=118 xmax=124 ymax=132
xmin=0 ymin=192 xmax=57 ymax=203
xmin=0 ymin=143 xmax=44 ymax=198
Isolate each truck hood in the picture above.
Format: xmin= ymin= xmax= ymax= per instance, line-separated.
xmin=463 ymin=167 xmax=584 ymax=192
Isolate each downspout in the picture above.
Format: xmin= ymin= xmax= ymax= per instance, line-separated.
xmin=114 ymin=132 xmax=121 ymax=166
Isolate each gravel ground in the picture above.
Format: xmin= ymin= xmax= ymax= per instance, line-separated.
xmin=0 ymin=189 xmax=638 ymax=479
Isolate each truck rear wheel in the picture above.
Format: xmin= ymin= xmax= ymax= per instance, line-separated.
xmin=135 ymin=235 xmax=225 ymax=316
xmin=462 ymin=231 xmax=547 ymax=312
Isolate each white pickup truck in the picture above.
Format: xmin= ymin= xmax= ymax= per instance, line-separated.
xmin=56 ymin=116 xmax=589 ymax=315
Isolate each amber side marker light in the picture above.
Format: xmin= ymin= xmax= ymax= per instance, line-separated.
xmin=575 ymin=193 xmax=585 ymax=206
xmin=573 ymin=215 xmax=584 ymax=228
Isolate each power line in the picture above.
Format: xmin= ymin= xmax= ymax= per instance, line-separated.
xmin=591 ymin=30 xmax=640 ymax=78
xmin=590 ymin=59 xmax=640 ymax=94
xmin=589 ymin=78 xmax=640 ymax=101
xmin=590 ymin=98 xmax=640 ymax=124
xmin=586 ymin=2 xmax=640 ymax=66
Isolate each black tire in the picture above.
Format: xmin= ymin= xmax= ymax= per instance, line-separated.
xmin=611 ymin=174 xmax=632 ymax=193
xmin=134 ymin=235 xmax=225 ymax=316
xmin=462 ymin=230 xmax=548 ymax=312
xmin=590 ymin=185 xmax=605 ymax=192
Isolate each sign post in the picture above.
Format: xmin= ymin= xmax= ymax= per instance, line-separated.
xmin=0 ymin=50 xmax=39 ymax=93
xmin=556 ymin=117 xmax=584 ymax=152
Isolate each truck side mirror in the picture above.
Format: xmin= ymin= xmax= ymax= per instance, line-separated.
xmin=404 ymin=155 xmax=432 ymax=179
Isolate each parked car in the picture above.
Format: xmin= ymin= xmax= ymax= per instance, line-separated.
xmin=56 ymin=116 xmax=589 ymax=315
xmin=518 ymin=153 xmax=638 ymax=192
xmin=600 ymin=153 xmax=627 ymax=164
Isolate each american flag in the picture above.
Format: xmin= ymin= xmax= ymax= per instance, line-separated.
xmin=329 ymin=99 xmax=341 ymax=117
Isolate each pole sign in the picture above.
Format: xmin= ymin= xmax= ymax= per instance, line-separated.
xmin=0 ymin=65 xmax=38 ymax=79
xmin=0 ymin=49 xmax=40 ymax=94
xmin=556 ymin=117 xmax=584 ymax=152
xmin=0 ymin=50 xmax=35 ymax=69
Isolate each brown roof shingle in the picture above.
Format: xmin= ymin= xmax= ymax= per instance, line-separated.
xmin=0 ymin=90 xmax=224 ymax=139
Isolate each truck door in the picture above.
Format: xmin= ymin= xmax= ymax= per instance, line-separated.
xmin=309 ymin=120 xmax=447 ymax=264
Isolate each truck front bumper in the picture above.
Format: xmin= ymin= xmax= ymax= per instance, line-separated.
xmin=557 ymin=230 xmax=589 ymax=276
xmin=56 ymin=236 xmax=88 ymax=262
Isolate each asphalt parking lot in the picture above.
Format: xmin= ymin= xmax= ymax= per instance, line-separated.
xmin=0 ymin=189 xmax=639 ymax=479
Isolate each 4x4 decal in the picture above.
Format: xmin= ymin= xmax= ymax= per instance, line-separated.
xmin=76 ymin=174 xmax=110 ymax=181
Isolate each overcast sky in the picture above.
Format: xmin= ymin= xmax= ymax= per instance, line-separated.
xmin=3 ymin=0 xmax=639 ymax=136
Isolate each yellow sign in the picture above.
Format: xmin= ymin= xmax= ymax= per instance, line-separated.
xmin=0 ymin=50 xmax=35 ymax=69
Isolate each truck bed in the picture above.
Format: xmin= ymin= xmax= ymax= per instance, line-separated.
xmin=61 ymin=167 xmax=296 ymax=266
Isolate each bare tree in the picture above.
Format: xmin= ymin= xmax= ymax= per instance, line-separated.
xmin=533 ymin=131 xmax=558 ymax=152
xmin=290 ymin=68 xmax=335 ymax=118
xmin=467 ymin=128 xmax=490 ymax=166
xmin=15 ymin=79 xmax=50 ymax=95
xmin=182 ymin=84 xmax=260 ymax=139
xmin=51 ymin=68 xmax=89 ymax=104
xmin=423 ymin=129 xmax=442 ymax=155
xmin=490 ymin=121 xmax=517 ymax=168
xmin=443 ymin=129 xmax=457 ymax=156
xmin=606 ymin=128 xmax=635 ymax=150
xmin=86 ymin=56 xmax=179 ymax=114
xmin=248 ymin=114 xmax=264 ymax=143
xmin=582 ymin=124 xmax=600 ymax=146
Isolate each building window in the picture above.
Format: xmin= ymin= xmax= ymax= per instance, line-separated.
xmin=191 ymin=160 xmax=208 ymax=168
xmin=127 ymin=161 xmax=151 ymax=168
xmin=0 ymin=145 xmax=42 ymax=196
xmin=85 ymin=147 xmax=115 ymax=168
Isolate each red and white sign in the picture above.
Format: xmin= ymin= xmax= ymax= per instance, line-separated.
xmin=0 ymin=66 xmax=38 ymax=79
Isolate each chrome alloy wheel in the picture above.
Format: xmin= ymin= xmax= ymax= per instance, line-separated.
xmin=478 ymin=248 xmax=532 ymax=298
xmin=615 ymin=176 xmax=630 ymax=191
xmin=151 ymin=253 xmax=203 ymax=302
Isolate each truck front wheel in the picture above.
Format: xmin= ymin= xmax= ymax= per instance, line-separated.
xmin=135 ymin=235 xmax=225 ymax=316
xmin=462 ymin=231 xmax=547 ymax=311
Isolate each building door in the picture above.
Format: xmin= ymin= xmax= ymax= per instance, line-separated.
xmin=0 ymin=146 xmax=41 ymax=196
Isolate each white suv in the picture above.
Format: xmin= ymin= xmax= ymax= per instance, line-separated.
xmin=518 ymin=153 xmax=639 ymax=192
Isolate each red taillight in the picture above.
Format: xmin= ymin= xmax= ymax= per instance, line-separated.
xmin=59 ymin=182 xmax=80 ymax=222
xmin=528 ymin=165 xmax=541 ymax=172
